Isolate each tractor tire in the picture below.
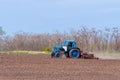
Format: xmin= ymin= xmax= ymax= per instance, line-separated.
xmin=50 ymin=51 xmax=55 ymax=58
xmin=69 ymin=49 xmax=80 ymax=58
xmin=55 ymin=52 xmax=61 ymax=58
xmin=55 ymin=51 xmax=66 ymax=58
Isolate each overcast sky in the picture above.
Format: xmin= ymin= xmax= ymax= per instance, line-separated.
xmin=0 ymin=0 xmax=120 ymax=35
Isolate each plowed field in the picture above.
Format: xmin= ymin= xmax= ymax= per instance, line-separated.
xmin=0 ymin=54 xmax=120 ymax=80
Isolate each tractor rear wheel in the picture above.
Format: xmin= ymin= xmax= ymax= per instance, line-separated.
xmin=69 ymin=49 xmax=80 ymax=58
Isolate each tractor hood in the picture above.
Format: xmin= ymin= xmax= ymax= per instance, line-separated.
xmin=54 ymin=46 xmax=62 ymax=52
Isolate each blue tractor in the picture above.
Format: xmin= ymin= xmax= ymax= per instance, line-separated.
xmin=51 ymin=40 xmax=81 ymax=58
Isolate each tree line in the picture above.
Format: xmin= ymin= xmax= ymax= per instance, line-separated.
xmin=0 ymin=27 xmax=120 ymax=52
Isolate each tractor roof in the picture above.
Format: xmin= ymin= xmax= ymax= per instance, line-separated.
xmin=64 ymin=40 xmax=76 ymax=42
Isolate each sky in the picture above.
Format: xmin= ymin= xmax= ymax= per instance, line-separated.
xmin=0 ymin=0 xmax=120 ymax=35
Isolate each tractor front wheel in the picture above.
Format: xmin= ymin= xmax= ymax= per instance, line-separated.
xmin=51 ymin=51 xmax=55 ymax=58
xmin=55 ymin=52 xmax=62 ymax=58
xmin=55 ymin=51 xmax=66 ymax=58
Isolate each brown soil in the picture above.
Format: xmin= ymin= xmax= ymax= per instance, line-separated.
xmin=0 ymin=54 xmax=120 ymax=80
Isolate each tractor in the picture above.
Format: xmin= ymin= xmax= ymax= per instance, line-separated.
xmin=51 ymin=40 xmax=98 ymax=59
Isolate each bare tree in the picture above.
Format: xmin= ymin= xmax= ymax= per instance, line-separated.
xmin=0 ymin=27 xmax=120 ymax=52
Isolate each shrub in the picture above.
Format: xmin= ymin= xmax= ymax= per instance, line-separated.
xmin=44 ymin=47 xmax=51 ymax=52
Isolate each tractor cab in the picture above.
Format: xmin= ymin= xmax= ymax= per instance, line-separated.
xmin=62 ymin=40 xmax=77 ymax=51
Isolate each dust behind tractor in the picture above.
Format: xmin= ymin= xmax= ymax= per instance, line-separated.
xmin=51 ymin=40 xmax=98 ymax=59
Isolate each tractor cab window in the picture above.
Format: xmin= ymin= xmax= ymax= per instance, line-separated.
xmin=68 ymin=42 xmax=73 ymax=47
